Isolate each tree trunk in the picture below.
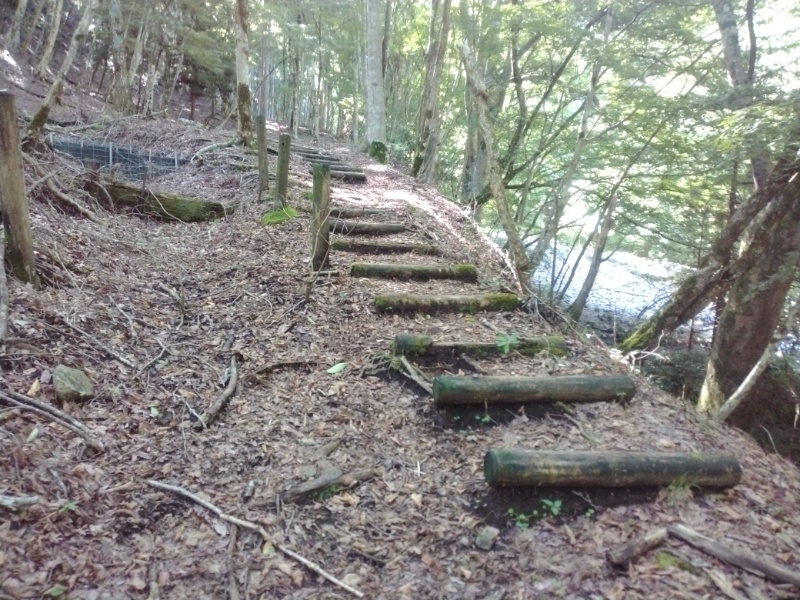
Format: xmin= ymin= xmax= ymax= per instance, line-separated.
xmin=234 ymin=0 xmax=253 ymax=146
xmin=483 ymin=449 xmax=742 ymax=489
xmin=108 ymin=0 xmax=132 ymax=112
xmin=0 ymin=93 xmax=40 ymax=288
xmin=374 ymin=293 xmax=519 ymax=314
xmin=364 ymin=0 xmax=386 ymax=147
xmin=350 ymin=262 xmax=477 ymax=282
xmin=27 ymin=0 xmax=98 ymax=141
xmin=459 ymin=41 xmax=531 ymax=295
xmin=35 ymin=0 xmax=63 ymax=79
xmin=310 ymin=164 xmax=331 ymax=271
xmin=433 ymin=374 xmax=635 ymax=406
xmin=7 ymin=0 xmax=30 ymax=50
xmin=412 ymin=0 xmax=452 ymax=183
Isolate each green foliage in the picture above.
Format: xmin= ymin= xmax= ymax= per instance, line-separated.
xmin=541 ymin=498 xmax=563 ymax=517
xmin=46 ymin=584 xmax=67 ymax=598
xmin=496 ymin=332 xmax=520 ymax=354
xmin=261 ymin=206 xmax=298 ymax=226
xmin=316 ymin=484 xmax=342 ymax=501
xmin=59 ymin=500 xmax=78 ymax=513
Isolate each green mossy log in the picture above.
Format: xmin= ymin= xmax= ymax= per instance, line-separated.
xmin=393 ymin=333 xmax=568 ymax=358
xmin=330 ymin=220 xmax=407 ymax=235
xmin=432 ymin=374 xmax=635 ymax=406
xmin=368 ymin=141 xmax=387 ymax=163
xmin=330 ymin=240 xmax=440 ymax=255
xmin=93 ymin=180 xmax=233 ymax=222
xmin=350 ymin=262 xmax=477 ymax=282
xmin=374 ymin=293 xmax=520 ymax=314
xmin=483 ymin=449 xmax=742 ymax=489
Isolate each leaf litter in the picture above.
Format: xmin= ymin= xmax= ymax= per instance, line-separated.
xmin=0 ymin=117 xmax=799 ymax=600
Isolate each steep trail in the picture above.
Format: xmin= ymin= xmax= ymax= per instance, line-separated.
xmin=2 ymin=122 xmax=800 ymax=600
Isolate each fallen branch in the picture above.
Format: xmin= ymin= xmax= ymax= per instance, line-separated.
xmin=607 ymin=528 xmax=668 ymax=568
xmin=59 ymin=315 xmax=136 ymax=368
xmin=190 ymin=140 xmax=236 ymax=162
xmin=283 ymin=467 xmax=380 ymax=502
xmin=0 ymin=493 xmax=40 ymax=510
xmin=396 ymin=356 xmax=433 ymax=395
xmin=195 ymin=355 xmax=238 ymax=429
xmin=145 ymin=479 xmax=364 ymax=598
xmin=0 ymin=390 xmax=104 ymax=452
xmin=667 ymin=524 xmax=800 ymax=586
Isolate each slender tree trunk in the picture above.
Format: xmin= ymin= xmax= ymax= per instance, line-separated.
xmin=35 ymin=0 xmax=63 ymax=78
xmin=234 ymin=0 xmax=253 ymax=146
xmin=21 ymin=0 xmax=46 ymax=52
xmin=460 ymin=41 xmax=531 ymax=295
xmin=27 ymin=0 xmax=98 ymax=140
xmin=7 ymin=0 xmax=30 ymax=50
xmin=127 ymin=12 xmax=151 ymax=90
xmin=108 ymin=0 xmax=132 ymax=112
xmin=364 ymin=0 xmax=386 ymax=146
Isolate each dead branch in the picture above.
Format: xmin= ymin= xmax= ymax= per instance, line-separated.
xmin=283 ymin=467 xmax=380 ymax=502
xmin=190 ymin=140 xmax=236 ymax=163
xmin=397 ymin=356 xmax=433 ymax=395
xmin=23 ymin=153 xmax=101 ymax=222
xmin=312 ymin=438 xmax=342 ymax=460
xmin=144 ymin=479 xmax=364 ymax=598
xmin=195 ymin=355 xmax=238 ymax=429
xmin=0 ymin=494 xmax=40 ymax=510
xmin=0 ymin=390 xmax=105 ymax=452
xmin=607 ymin=528 xmax=667 ymax=568
xmin=667 ymin=524 xmax=800 ymax=586
xmin=59 ymin=314 xmax=137 ymax=368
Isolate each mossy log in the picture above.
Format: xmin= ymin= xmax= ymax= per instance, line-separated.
xmin=330 ymin=170 xmax=367 ymax=183
xmin=375 ymin=293 xmax=519 ymax=314
xmin=350 ymin=262 xmax=477 ymax=282
xmin=393 ymin=333 xmax=568 ymax=358
xmin=329 ymin=207 xmax=392 ymax=219
xmin=483 ymin=449 xmax=742 ymax=489
xmin=330 ymin=220 xmax=406 ymax=235
xmin=92 ymin=180 xmax=232 ymax=222
xmin=330 ymin=239 xmax=440 ymax=255
xmin=306 ymin=162 xmax=360 ymax=171
xmin=432 ymin=374 xmax=635 ymax=406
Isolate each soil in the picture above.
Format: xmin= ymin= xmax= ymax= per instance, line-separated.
xmin=2 ymin=30 xmax=800 ymax=600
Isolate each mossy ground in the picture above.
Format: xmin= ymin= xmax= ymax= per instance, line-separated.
xmin=261 ymin=206 xmax=298 ymax=226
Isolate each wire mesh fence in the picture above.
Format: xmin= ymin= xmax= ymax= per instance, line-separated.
xmin=48 ymin=134 xmax=188 ymax=181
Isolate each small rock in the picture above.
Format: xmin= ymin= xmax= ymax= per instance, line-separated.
xmin=53 ymin=365 xmax=94 ymax=403
xmin=475 ymin=526 xmax=500 ymax=550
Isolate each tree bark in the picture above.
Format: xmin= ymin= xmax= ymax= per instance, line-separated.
xmin=107 ymin=0 xmax=132 ymax=112
xmin=0 ymin=93 xmax=40 ymax=288
xmin=374 ymin=293 xmax=519 ymax=314
xmin=364 ymin=0 xmax=386 ymax=147
xmin=310 ymin=164 xmax=331 ymax=271
xmin=274 ymin=133 xmax=290 ymax=207
xmin=350 ymin=262 xmax=477 ymax=282
xmin=27 ymin=0 xmax=97 ymax=140
xmin=433 ymin=374 xmax=635 ymax=406
xmin=393 ymin=333 xmax=568 ymax=358
xmin=7 ymin=0 xmax=30 ymax=50
xmin=330 ymin=240 xmax=440 ymax=255
xmin=234 ymin=0 xmax=253 ymax=146
xmin=484 ymin=449 xmax=742 ymax=489
xmin=330 ymin=220 xmax=406 ymax=235
xmin=34 ymin=0 xmax=63 ymax=79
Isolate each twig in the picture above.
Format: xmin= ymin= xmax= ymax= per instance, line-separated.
xmin=283 ymin=467 xmax=379 ymax=502
xmin=195 ymin=355 xmax=238 ymax=429
xmin=667 ymin=524 xmax=800 ymax=586
xmin=0 ymin=493 xmax=40 ymax=510
xmin=607 ymin=528 xmax=667 ymax=568
xmin=145 ymin=479 xmax=364 ymax=598
xmin=59 ymin=315 xmax=136 ymax=368
xmin=397 ymin=356 xmax=433 ymax=395
xmin=111 ymin=296 xmax=137 ymax=342
xmin=190 ymin=140 xmax=236 ymax=162
xmin=131 ymin=345 xmax=168 ymax=381
xmin=0 ymin=391 xmax=104 ymax=452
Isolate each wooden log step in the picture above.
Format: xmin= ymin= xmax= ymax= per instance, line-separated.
xmin=329 ymin=207 xmax=392 ymax=219
xmin=330 ymin=220 xmax=407 ymax=235
xmin=375 ymin=293 xmax=519 ymax=314
xmin=432 ymin=374 xmax=635 ymax=406
xmin=393 ymin=333 xmax=568 ymax=357
xmin=331 ymin=239 xmax=440 ymax=255
xmin=330 ymin=170 xmax=367 ymax=183
xmin=306 ymin=162 xmax=362 ymax=172
xmin=351 ymin=262 xmax=477 ymax=282
xmin=483 ymin=449 xmax=742 ymax=489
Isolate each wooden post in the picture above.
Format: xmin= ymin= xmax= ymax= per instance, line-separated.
xmin=256 ymin=116 xmax=269 ymax=195
xmin=275 ymin=132 xmax=291 ymax=207
xmin=484 ymin=449 xmax=742 ymax=489
xmin=311 ymin=164 xmax=331 ymax=271
xmin=0 ymin=92 xmax=39 ymax=288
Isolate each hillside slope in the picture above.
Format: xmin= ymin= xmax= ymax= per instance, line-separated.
xmin=1 ymin=110 xmax=800 ymax=599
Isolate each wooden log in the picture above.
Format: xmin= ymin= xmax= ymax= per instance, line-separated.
xmin=0 ymin=92 xmax=39 ymax=287
xmin=433 ymin=374 xmax=635 ymax=406
xmin=483 ymin=449 xmax=743 ymax=489
xmin=311 ymin=164 xmax=331 ymax=271
xmin=275 ymin=133 xmax=290 ymax=207
xmin=329 ymin=207 xmax=392 ymax=219
xmin=330 ymin=220 xmax=406 ymax=235
xmin=256 ymin=116 xmax=269 ymax=192
xmin=307 ymin=162 xmax=359 ymax=171
xmin=375 ymin=293 xmax=519 ymax=314
xmin=330 ymin=170 xmax=367 ymax=183
xmin=91 ymin=180 xmax=233 ymax=222
xmin=393 ymin=333 xmax=568 ymax=358
xmin=608 ymin=528 xmax=668 ymax=568
xmin=330 ymin=239 xmax=440 ymax=255
xmin=350 ymin=262 xmax=477 ymax=282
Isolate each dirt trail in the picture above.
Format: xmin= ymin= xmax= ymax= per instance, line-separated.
xmin=2 ymin=120 xmax=800 ymax=600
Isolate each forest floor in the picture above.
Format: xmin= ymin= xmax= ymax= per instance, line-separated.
xmin=2 ymin=56 xmax=800 ymax=600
